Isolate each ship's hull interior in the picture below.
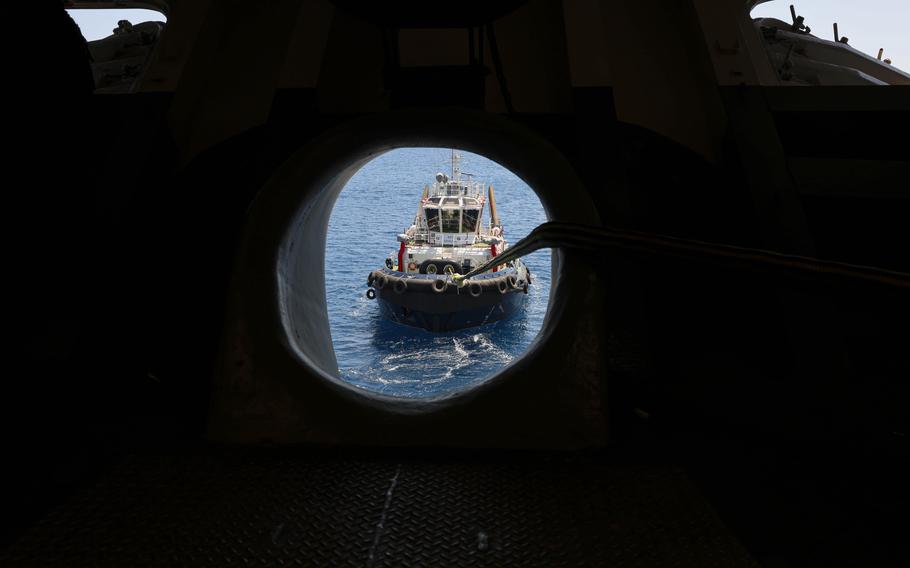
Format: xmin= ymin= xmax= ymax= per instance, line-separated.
xmin=8 ymin=1 xmax=908 ymax=566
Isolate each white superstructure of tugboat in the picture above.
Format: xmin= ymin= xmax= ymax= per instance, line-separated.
xmin=366 ymin=151 xmax=531 ymax=332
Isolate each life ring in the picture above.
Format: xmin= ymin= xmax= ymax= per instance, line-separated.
xmin=497 ymin=279 xmax=508 ymax=294
xmin=432 ymin=279 xmax=447 ymax=293
xmin=407 ymin=261 xmax=417 ymax=271
xmin=366 ymin=288 xmax=376 ymax=299
xmin=393 ymin=279 xmax=408 ymax=295
xmin=469 ymin=282 xmax=482 ymax=297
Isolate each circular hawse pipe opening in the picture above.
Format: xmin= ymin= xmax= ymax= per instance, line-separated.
xmin=235 ymin=109 xmax=600 ymax=413
xmin=329 ymin=148 xmax=550 ymax=396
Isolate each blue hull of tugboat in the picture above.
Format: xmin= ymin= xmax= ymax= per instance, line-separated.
xmin=371 ymin=268 xmax=529 ymax=332
xmin=377 ymin=290 xmax=525 ymax=332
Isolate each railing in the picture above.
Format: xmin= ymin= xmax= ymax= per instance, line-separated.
xmin=429 ymin=233 xmax=478 ymax=246
xmin=430 ymin=181 xmax=485 ymax=198
xmin=408 ymin=229 xmax=483 ymax=247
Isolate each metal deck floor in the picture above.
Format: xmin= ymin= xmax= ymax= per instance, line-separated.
xmin=3 ymin=452 xmax=757 ymax=567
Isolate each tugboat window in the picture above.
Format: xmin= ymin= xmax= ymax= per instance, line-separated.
xmin=425 ymin=208 xmax=440 ymax=231
xmin=441 ymin=209 xmax=460 ymax=233
xmin=462 ymin=209 xmax=480 ymax=233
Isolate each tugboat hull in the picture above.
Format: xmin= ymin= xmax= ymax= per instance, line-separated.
xmin=368 ymin=268 xmax=529 ymax=332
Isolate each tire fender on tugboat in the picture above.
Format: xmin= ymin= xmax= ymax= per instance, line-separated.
xmin=393 ymin=279 xmax=408 ymax=294
xmin=432 ymin=279 xmax=447 ymax=293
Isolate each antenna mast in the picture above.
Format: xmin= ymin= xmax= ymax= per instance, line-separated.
xmin=451 ymin=149 xmax=461 ymax=181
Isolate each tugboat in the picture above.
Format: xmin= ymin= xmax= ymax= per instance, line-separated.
xmin=366 ymin=151 xmax=531 ymax=332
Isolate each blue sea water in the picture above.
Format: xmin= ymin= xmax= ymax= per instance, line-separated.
xmin=325 ymin=148 xmax=551 ymax=397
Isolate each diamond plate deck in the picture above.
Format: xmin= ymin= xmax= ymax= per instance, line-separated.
xmin=2 ymin=453 xmax=757 ymax=567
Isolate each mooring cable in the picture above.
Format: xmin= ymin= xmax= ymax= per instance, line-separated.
xmin=454 ymin=222 xmax=910 ymax=290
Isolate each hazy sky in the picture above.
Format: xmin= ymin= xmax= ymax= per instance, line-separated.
xmin=68 ymin=2 xmax=907 ymax=71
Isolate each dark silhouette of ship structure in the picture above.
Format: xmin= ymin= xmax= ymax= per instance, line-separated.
xmin=7 ymin=2 xmax=907 ymax=566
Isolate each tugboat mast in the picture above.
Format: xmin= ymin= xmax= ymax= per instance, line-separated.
xmin=451 ymin=149 xmax=461 ymax=181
